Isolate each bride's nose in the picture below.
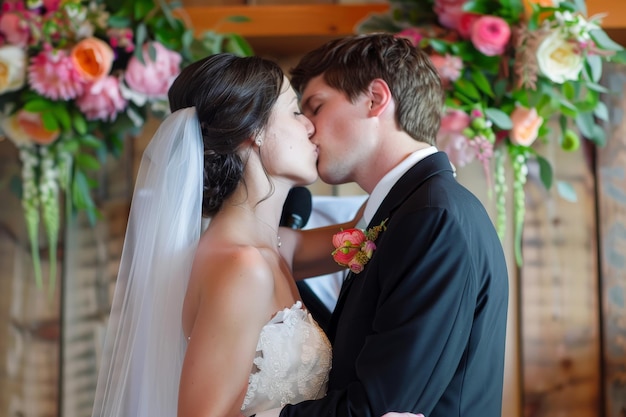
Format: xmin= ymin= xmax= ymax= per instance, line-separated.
xmin=303 ymin=115 xmax=315 ymax=138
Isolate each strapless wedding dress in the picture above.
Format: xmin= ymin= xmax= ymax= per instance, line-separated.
xmin=241 ymin=301 xmax=332 ymax=416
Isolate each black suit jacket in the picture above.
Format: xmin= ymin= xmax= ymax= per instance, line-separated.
xmin=281 ymin=152 xmax=509 ymax=417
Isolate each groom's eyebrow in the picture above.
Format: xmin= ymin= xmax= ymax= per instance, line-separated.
xmin=300 ymin=95 xmax=315 ymax=113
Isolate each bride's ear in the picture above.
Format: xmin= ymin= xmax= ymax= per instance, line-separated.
xmin=367 ymin=79 xmax=392 ymax=117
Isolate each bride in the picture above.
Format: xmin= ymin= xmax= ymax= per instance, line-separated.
xmin=90 ymin=53 xmax=422 ymax=417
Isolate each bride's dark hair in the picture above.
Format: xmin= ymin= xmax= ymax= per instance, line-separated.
xmin=168 ymin=53 xmax=285 ymax=216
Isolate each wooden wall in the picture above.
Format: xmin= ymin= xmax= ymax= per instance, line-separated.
xmin=597 ymin=63 xmax=626 ymax=417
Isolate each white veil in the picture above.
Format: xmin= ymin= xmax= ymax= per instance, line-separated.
xmin=91 ymin=107 xmax=203 ymax=417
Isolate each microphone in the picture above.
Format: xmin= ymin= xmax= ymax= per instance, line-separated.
xmin=280 ymin=187 xmax=312 ymax=230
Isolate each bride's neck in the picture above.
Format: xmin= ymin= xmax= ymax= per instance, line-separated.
xmin=215 ymin=200 xmax=283 ymax=249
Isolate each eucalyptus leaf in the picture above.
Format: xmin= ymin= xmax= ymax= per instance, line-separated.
xmin=585 ymin=81 xmax=609 ymax=93
xmin=590 ymin=29 xmax=624 ymax=52
xmin=594 ymin=101 xmax=609 ymax=121
xmin=536 ymin=154 xmax=553 ymax=190
xmin=587 ymin=54 xmax=603 ymax=83
xmin=556 ymin=180 xmax=578 ymax=202
xmin=134 ymin=23 xmax=148 ymax=63
xmin=485 ymin=108 xmax=513 ymax=130
xmin=590 ymin=123 xmax=607 ymax=146
xmin=575 ymin=112 xmax=593 ymax=138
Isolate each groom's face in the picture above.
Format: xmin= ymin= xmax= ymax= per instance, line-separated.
xmin=300 ymin=75 xmax=374 ymax=186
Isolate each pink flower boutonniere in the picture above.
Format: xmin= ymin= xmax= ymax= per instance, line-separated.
xmin=331 ymin=219 xmax=388 ymax=274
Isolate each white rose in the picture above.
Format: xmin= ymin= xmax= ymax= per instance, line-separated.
xmin=0 ymin=45 xmax=27 ymax=94
xmin=536 ymin=30 xmax=583 ymax=84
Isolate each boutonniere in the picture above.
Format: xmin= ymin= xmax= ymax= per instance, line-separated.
xmin=331 ymin=219 xmax=388 ymax=274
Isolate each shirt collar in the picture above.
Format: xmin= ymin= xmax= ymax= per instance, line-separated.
xmin=362 ymin=146 xmax=438 ymax=225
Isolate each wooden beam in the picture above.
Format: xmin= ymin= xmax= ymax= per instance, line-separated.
xmin=181 ymin=4 xmax=389 ymax=38
xmin=587 ymin=0 xmax=623 ymax=29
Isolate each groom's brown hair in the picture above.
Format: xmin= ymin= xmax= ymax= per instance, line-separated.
xmin=290 ymin=33 xmax=444 ymax=146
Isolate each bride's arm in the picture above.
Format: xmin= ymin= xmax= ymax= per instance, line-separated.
xmin=278 ymin=199 xmax=366 ymax=280
xmin=178 ymin=247 xmax=274 ymax=417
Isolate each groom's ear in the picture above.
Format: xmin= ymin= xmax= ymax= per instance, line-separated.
xmin=367 ymin=78 xmax=392 ymax=117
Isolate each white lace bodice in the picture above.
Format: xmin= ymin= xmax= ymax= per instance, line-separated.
xmin=241 ymin=301 xmax=332 ymax=416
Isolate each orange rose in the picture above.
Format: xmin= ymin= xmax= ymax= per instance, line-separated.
xmin=1 ymin=110 xmax=60 ymax=145
xmin=510 ymin=106 xmax=543 ymax=147
xmin=71 ymin=37 xmax=114 ymax=82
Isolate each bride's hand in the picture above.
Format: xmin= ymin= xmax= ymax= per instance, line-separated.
xmin=381 ymin=413 xmax=424 ymax=417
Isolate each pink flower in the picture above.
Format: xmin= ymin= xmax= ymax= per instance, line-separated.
xmin=28 ymin=48 xmax=85 ymax=100
xmin=0 ymin=11 xmax=30 ymax=47
xmin=107 ymin=28 xmax=135 ymax=53
xmin=43 ymin=0 xmax=62 ymax=12
xmin=470 ymin=16 xmax=511 ymax=56
xmin=429 ymin=54 xmax=463 ymax=84
xmin=75 ymin=76 xmax=128 ymax=121
xmin=124 ymin=42 xmax=182 ymax=98
xmin=332 ymin=229 xmax=366 ymax=266
xmin=331 ymin=219 xmax=387 ymax=274
xmin=437 ymin=109 xmax=475 ymax=167
xmin=396 ymin=27 xmax=423 ymax=46
xmin=510 ymin=106 xmax=543 ymax=147
xmin=458 ymin=12 xmax=481 ymax=39
xmin=362 ymin=240 xmax=377 ymax=258
xmin=434 ymin=0 xmax=467 ymax=31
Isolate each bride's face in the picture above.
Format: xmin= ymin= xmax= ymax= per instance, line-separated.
xmin=259 ymin=78 xmax=318 ymax=186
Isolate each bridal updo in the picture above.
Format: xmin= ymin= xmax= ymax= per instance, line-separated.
xmin=168 ymin=53 xmax=285 ymax=216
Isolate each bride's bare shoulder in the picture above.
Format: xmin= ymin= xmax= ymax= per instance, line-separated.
xmin=192 ymin=241 xmax=274 ymax=295
xmin=182 ymin=242 xmax=275 ymax=336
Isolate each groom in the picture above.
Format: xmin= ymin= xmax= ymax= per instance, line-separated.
xmin=266 ymin=34 xmax=509 ymax=417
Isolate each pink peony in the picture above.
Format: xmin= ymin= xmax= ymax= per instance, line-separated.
xmin=471 ymin=16 xmax=511 ymax=56
xmin=75 ymin=76 xmax=128 ymax=121
xmin=436 ymin=109 xmax=475 ymax=167
xmin=124 ymin=42 xmax=182 ymax=98
xmin=429 ymin=54 xmax=463 ymax=84
xmin=0 ymin=11 xmax=30 ymax=47
xmin=28 ymin=48 xmax=85 ymax=100
xmin=396 ymin=27 xmax=423 ymax=46
xmin=434 ymin=0 xmax=467 ymax=31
